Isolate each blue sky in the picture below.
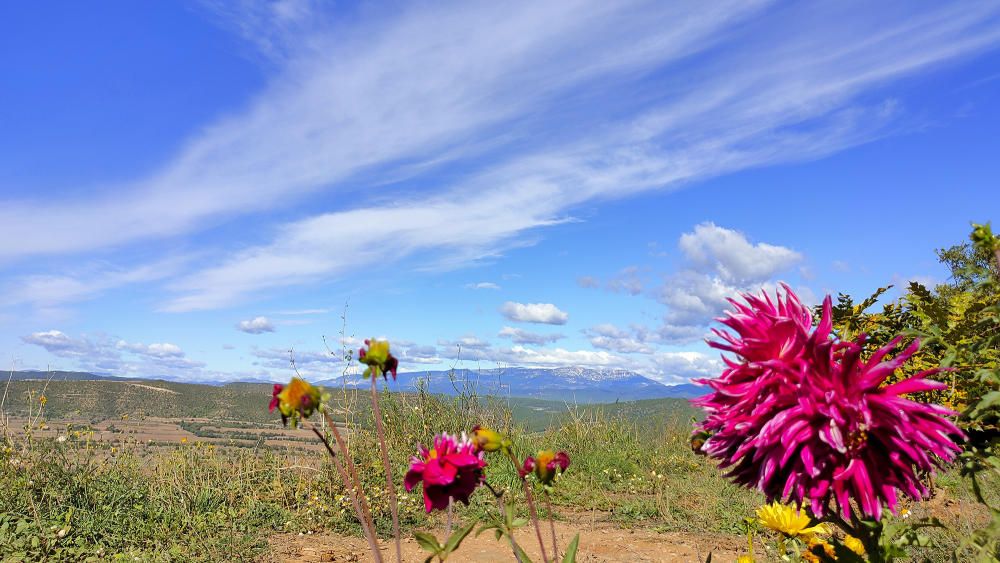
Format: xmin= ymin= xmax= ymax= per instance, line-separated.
xmin=2 ymin=1 xmax=999 ymax=384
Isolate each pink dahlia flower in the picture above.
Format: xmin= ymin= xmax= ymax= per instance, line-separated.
xmin=694 ymin=284 xmax=964 ymax=520
xmin=404 ymin=432 xmax=487 ymax=512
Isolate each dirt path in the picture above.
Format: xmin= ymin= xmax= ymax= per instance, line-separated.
xmin=264 ymin=520 xmax=744 ymax=562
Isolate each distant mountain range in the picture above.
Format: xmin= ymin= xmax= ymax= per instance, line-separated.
xmin=6 ymin=367 xmax=706 ymax=404
xmin=318 ymin=366 xmax=706 ymax=403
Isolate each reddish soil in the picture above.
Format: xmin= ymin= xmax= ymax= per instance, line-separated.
xmin=264 ymin=519 xmax=744 ymax=562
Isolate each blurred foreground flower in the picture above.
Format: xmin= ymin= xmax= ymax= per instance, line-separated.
xmin=359 ymin=338 xmax=399 ymax=380
xmin=694 ymin=284 xmax=964 ymax=520
xmin=521 ymin=450 xmax=570 ymax=486
xmin=404 ymin=432 xmax=487 ymax=512
xmin=269 ymin=377 xmax=322 ymax=428
xmin=471 ymin=425 xmax=511 ymax=453
xmin=843 ymin=534 xmax=866 ymax=556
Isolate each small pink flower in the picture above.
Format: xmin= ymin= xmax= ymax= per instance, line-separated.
xmin=694 ymin=284 xmax=964 ymax=520
xmin=268 ymin=384 xmax=282 ymax=413
xmin=522 ymin=450 xmax=570 ymax=485
xmin=404 ymin=433 xmax=487 ymax=512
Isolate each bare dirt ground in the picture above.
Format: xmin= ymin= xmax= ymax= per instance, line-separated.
xmin=264 ymin=519 xmax=744 ymax=562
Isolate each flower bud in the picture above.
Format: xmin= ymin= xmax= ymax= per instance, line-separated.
xmin=471 ymin=425 xmax=511 ymax=453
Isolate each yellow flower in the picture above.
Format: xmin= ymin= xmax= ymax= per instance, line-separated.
xmin=180 ymin=437 xmax=188 ymax=444
xmin=271 ymin=377 xmax=323 ymax=427
xmin=359 ymin=338 xmax=398 ymax=380
xmin=39 ymin=395 xmax=47 ymax=406
xmin=807 ymin=536 xmax=836 ymax=558
xmin=737 ymin=556 xmax=755 ymax=563
xmin=756 ymin=502 xmax=831 ymax=537
xmin=843 ymin=535 xmax=865 ymax=556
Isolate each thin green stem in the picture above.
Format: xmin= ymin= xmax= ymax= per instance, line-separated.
xmin=544 ymin=490 xmax=559 ymax=559
xmin=507 ymin=451 xmax=550 ymax=563
xmin=309 ymin=424 xmax=382 ymax=562
xmin=447 ymin=496 xmax=453 ymax=536
xmin=483 ymin=481 xmax=524 ymax=563
xmin=370 ymin=376 xmax=403 ymax=563
xmin=322 ymin=411 xmax=383 ymax=563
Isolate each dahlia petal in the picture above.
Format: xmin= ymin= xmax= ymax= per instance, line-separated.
xmin=883 ymin=377 xmax=948 ymax=396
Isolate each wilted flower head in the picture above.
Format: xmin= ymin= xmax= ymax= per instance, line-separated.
xmin=403 ymin=432 xmax=487 ymax=512
xmin=359 ymin=338 xmax=399 ymax=381
xmin=270 ymin=377 xmax=322 ymax=428
xmin=521 ymin=450 xmax=570 ymax=486
xmin=694 ymin=284 xmax=964 ymax=520
xmin=471 ymin=425 xmax=511 ymax=453
xmin=755 ymin=502 xmax=830 ymax=538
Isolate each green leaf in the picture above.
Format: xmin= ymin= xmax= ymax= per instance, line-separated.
xmin=562 ymin=533 xmax=580 ymax=563
xmin=442 ymin=521 xmax=476 ymax=557
xmin=413 ymin=531 xmax=443 ymax=554
xmin=514 ymin=542 xmax=534 ymax=563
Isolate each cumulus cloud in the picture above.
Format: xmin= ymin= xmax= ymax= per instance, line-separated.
xmin=498 ymin=326 xmax=564 ymax=345
xmin=678 ymin=223 xmax=802 ymax=284
xmin=583 ymin=324 xmax=655 ymax=354
xmin=251 ymin=346 xmax=338 ymax=375
xmin=655 ymin=224 xmax=803 ymax=343
xmin=398 ymin=344 xmax=441 ymax=365
xmin=503 ymin=345 xmax=622 ymax=367
xmin=646 ymin=351 xmax=722 ymax=383
xmin=22 ymin=330 xmax=100 ymax=359
xmin=116 ymin=341 xmax=185 ymax=358
xmin=237 ymin=316 xmax=276 ymax=334
xmin=22 ymin=330 xmax=205 ymax=374
xmin=500 ymin=302 xmax=569 ymax=325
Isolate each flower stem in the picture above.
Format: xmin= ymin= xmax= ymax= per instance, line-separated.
xmin=507 ymin=451 xmax=549 ymax=563
xmin=544 ymin=490 xmax=559 ymax=558
xmin=483 ymin=481 xmax=524 ymax=563
xmin=447 ymin=496 xmax=453 ymax=536
xmin=369 ymin=377 xmax=403 ymax=563
xmin=522 ymin=482 xmax=549 ymax=563
xmin=309 ymin=424 xmax=382 ymax=562
xmin=322 ymin=411 xmax=383 ymax=563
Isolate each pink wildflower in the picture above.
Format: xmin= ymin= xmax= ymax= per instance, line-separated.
xmin=694 ymin=284 xmax=964 ymax=520
xmin=403 ymin=432 xmax=487 ymax=512
xmin=521 ymin=450 xmax=570 ymax=486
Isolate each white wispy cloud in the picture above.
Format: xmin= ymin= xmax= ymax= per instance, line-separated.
xmin=500 ymin=302 xmax=569 ymax=325
xmin=466 ymin=282 xmax=501 ymax=290
xmin=236 ymin=316 xmax=276 ymax=334
xmin=0 ymin=0 xmax=766 ymax=263
xmin=0 ymin=257 xmax=188 ymax=309
xmin=584 ymin=324 xmax=655 ymax=354
xmin=498 ymin=326 xmax=564 ymax=345
xmin=3 ymin=1 xmax=999 ymax=316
